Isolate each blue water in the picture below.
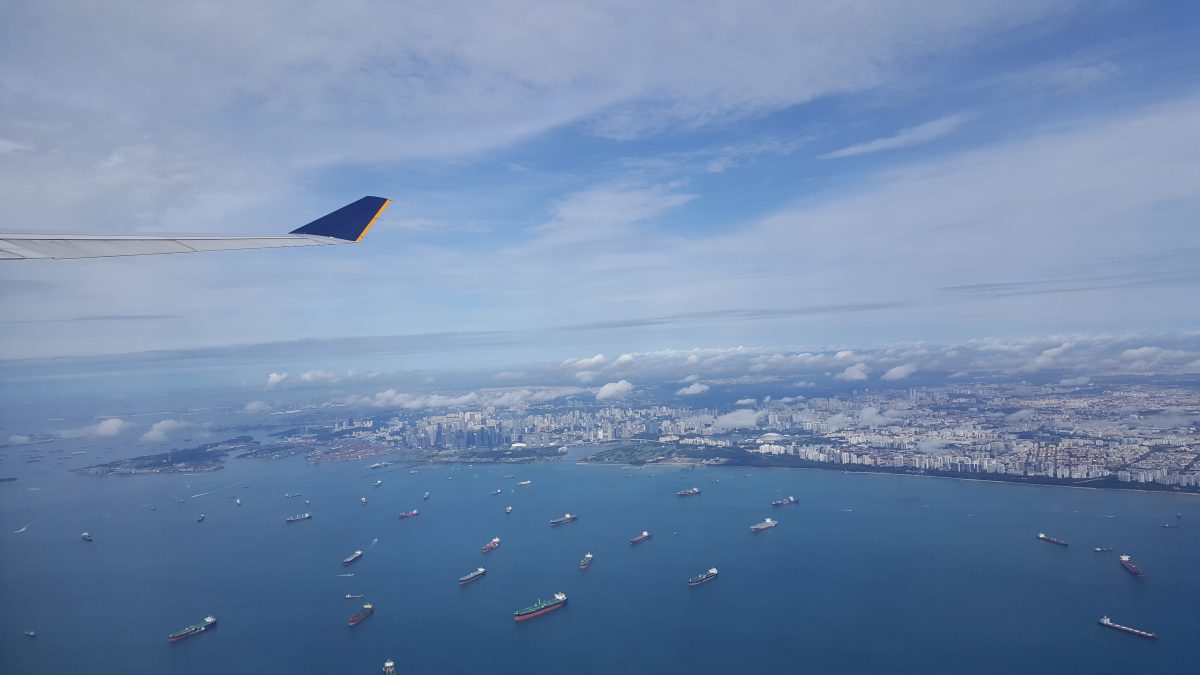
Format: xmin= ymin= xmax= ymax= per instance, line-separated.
xmin=2 ymin=458 xmax=1197 ymax=674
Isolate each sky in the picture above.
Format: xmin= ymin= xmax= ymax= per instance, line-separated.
xmin=1 ymin=1 xmax=1199 ymax=379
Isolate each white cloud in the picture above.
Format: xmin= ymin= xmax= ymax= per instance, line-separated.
xmin=820 ymin=113 xmax=971 ymax=159
xmin=575 ymin=370 xmax=598 ymax=383
xmin=735 ymin=397 xmax=756 ymax=406
xmin=565 ymin=354 xmax=607 ymax=369
xmin=266 ymin=372 xmax=289 ymax=388
xmin=596 ymin=380 xmax=633 ymax=400
xmin=613 ymin=353 xmax=635 ymax=366
xmin=141 ymin=419 xmax=192 ymax=442
xmin=243 ymin=400 xmax=269 ymax=413
xmin=836 ymin=363 xmax=871 ymax=381
xmin=881 ymin=364 xmax=917 ymax=381
xmin=676 ymin=382 xmax=710 ymax=396
xmin=92 ymin=418 xmax=129 ymax=438
xmin=7 ymin=434 xmax=31 ymax=444
xmin=1059 ymin=376 xmax=1090 ymax=386
xmin=713 ymin=409 xmax=760 ymax=429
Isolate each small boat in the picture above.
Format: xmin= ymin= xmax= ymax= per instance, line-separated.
xmin=409 ymin=469 xmax=418 ymax=474
xmin=24 ymin=630 xmax=36 ymax=638
xmin=374 ymin=480 xmax=383 ymax=488
xmin=579 ymin=552 xmax=593 ymax=570
xmin=304 ymin=499 xmax=310 ymax=505
xmin=491 ymin=489 xmax=502 ymax=496
xmin=1093 ymin=547 xmax=1112 ymax=553
xmin=345 ymin=593 xmax=364 ymax=599
xmin=196 ymin=515 xmax=205 ymax=523
xmin=80 ymin=532 xmax=93 ymax=542
xmin=360 ymin=497 xmax=367 ymax=505
xmin=234 ymin=498 xmax=241 ymax=506
xmin=422 ymin=491 xmax=431 ymax=501
xmin=505 ymin=506 xmax=513 ymax=514
xmin=518 ymin=480 xmax=532 ymax=486
xmin=501 ymin=474 xmax=515 ymax=479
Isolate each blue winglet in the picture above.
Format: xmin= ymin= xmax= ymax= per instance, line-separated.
xmin=290 ymin=196 xmax=390 ymax=242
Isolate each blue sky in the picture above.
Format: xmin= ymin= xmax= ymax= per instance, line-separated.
xmin=1 ymin=0 xmax=1198 ymax=373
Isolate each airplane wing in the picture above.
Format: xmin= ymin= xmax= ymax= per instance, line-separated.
xmin=0 ymin=196 xmax=389 ymax=260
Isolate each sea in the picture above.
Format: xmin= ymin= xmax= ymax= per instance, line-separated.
xmin=2 ymin=456 xmax=1197 ymax=674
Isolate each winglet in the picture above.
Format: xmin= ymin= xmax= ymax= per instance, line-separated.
xmin=290 ymin=196 xmax=390 ymax=242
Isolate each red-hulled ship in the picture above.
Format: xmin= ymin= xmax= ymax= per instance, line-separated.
xmin=347 ymin=603 xmax=374 ymax=627
xmin=1119 ymin=554 xmax=1144 ymax=577
xmin=579 ymin=552 xmax=593 ymax=570
xmin=481 ymin=537 xmax=501 ymax=553
xmin=398 ymin=509 xmax=420 ymax=519
xmin=514 ymin=593 xmax=567 ymax=622
xmin=629 ymin=530 xmax=651 ymax=544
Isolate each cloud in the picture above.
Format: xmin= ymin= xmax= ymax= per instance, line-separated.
xmin=735 ymin=397 xmax=756 ymax=406
xmin=713 ymin=409 xmax=761 ymax=430
xmin=820 ymin=113 xmax=971 ymax=159
xmin=91 ymin=418 xmax=129 ymax=438
xmin=565 ymin=354 xmax=607 ymax=369
xmin=613 ymin=353 xmax=635 ymax=366
xmin=836 ymin=363 xmax=872 ymax=381
xmin=596 ymin=380 xmax=633 ymax=400
xmin=1059 ymin=376 xmax=1090 ymax=386
xmin=243 ymin=400 xmax=269 ymax=413
xmin=7 ymin=434 xmax=31 ymax=444
xmin=575 ymin=370 xmax=598 ymax=383
xmin=140 ymin=419 xmax=192 ymax=442
xmin=676 ymin=382 xmax=710 ymax=396
xmin=881 ymin=364 xmax=917 ymax=381
xmin=266 ymin=372 xmax=289 ymax=388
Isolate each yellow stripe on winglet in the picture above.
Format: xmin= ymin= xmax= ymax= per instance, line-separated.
xmin=356 ymin=199 xmax=391 ymax=243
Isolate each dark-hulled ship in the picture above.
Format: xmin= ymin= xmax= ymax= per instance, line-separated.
xmin=168 ymin=615 xmax=216 ymax=643
xmin=1099 ymin=615 xmax=1156 ymax=640
xmin=688 ymin=567 xmax=719 ymax=587
xmin=771 ymin=496 xmax=798 ymax=506
xmin=514 ymin=593 xmax=567 ymax=622
xmin=549 ymin=513 xmax=577 ymax=526
xmin=629 ymin=530 xmax=652 ymax=544
xmin=459 ymin=567 xmax=487 ymax=585
xmin=579 ymin=552 xmax=593 ymax=570
xmin=677 ymin=487 xmax=701 ymax=497
xmin=1119 ymin=554 xmax=1144 ymax=577
xmin=342 ymin=549 xmax=364 ymax=565
xmin=1037 ymin=532 xmax=1067 ymax=546
xmin=347 ymin=603 xmax=374 ymax=627
xmin=285 ymin=512 xmax=312 ymax=523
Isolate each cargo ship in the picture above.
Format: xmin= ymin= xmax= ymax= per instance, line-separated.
xmin=1037 ymin=532 xmax=1067 ymax=546
xmin=285 ymin=512 xmax=312 ymax=523
xmin=196 ymin=515 xmax=205 ymax=523
xmin=482 ymin=537 xmax=501 ymax=553
xmin=342 ymin=550 xmax=364 ymax=565
xmin=1094 ymin=546 xmax=1112 ymax=553
xmin=1119 ymin=554 xmax=1144 ymax=577
xmin=80 ymin=532 xmax=93 ymax=542
xmin=771 ymin=496 xmax=798 ymax=506
xmin=513 ymin=592 xmax=567 ymax=622
xmin=629 ymin=530 xmax=652 ymax=544
xmin=374 ymin=480 xmax=382 ymax=488
xmin=549 ymin=513 xmax=577 ymax=526
xmin=345 ymin=593 xmax=364 ymax=599
xmin=677 ymin=487 xmax=701 ymax=497
xmin=688 ymin=567 xmax=718 ymax=587
xmin=751 ymin=517 xmax=777 ymax=532
xmin=1098 ymin=615 xmax=1156 ymax=640
xmin=459 ymin=567 xmax=487 ymax=585
xmin=492 ymin=489 xmax=502 ymax=496
xmin=167 ymin=615 xmax=216 ymax=643
xmin=347 ymin=603 xmax=374 ymax=627
xmin=398 ymin=509 xmax=420 ymax=519
xmin=579 ymin=552 xmax=593 ymax=570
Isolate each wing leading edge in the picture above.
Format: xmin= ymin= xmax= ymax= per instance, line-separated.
xmin=0 ymin=196 xmax=389 ymax=260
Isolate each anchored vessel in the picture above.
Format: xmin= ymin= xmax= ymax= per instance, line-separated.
xmin=343 ymin=550 xmax=364 ymax=566
xmin=689 ymin=568 xmax=719 ymax=587
xmin=423 ymin=491 xmax=431 ymax=501
xmin=234 ymin=498 xmax=241 ymax=506
xmin=629 ymin=530 xmax=652 ymax=544
xmin=360 ymin=497 xmax=367 ymax=505
xmin=1094 ymin=546 xmax=1112 ymax=553
xmin=501 ymin=474 xmax=515 ymax=479
xmin=1119 ymin=554 xmax=1145 ymax=577
xmin=482 ymin=537 xmax=501 ymax=553
xmin=506 ymin=506 xmax=513 ymax=514
xmin=579 ymin=552 xmax=593 ymax=569
xmin=514 ymin=592 xmax=568 ymax=622
xmin=751 ymin=517 xmax=777 ymax=532
xmin=347 ymin=603 xmax=374 ymax=627
xmin=398 ymin=509 xmax=420 ymax=519
xmin=549 ymin=513 xmax=578 ymax=526
xmin=345 ymin=593 xmax=364 ymax=599
xmin=196 ymin=515 xmax=205 ymax=523
xmin=285 ymin=512 xmax=312 ymax=523
xmin=167 ymin=615 xmax=216 ymax=643
xmin=771 ymin=495 xmax=798 ymax=506
xmin=1098 ymin=616 xmax=1156 ymax=640
xmin=518 ymin=480 xmax=532 ymax=486
xmin=459 ymin=567 xmax=487 ymax=585
xmin=677 ymin=487 xmax=701 ymax=497
xmin=1037 ymin=532 xmax=1068 ymax=546
xmin=492 ymin=489 xmax=502 ymax=496
xmin=80 ymin=532 xmax=93 ymax=542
